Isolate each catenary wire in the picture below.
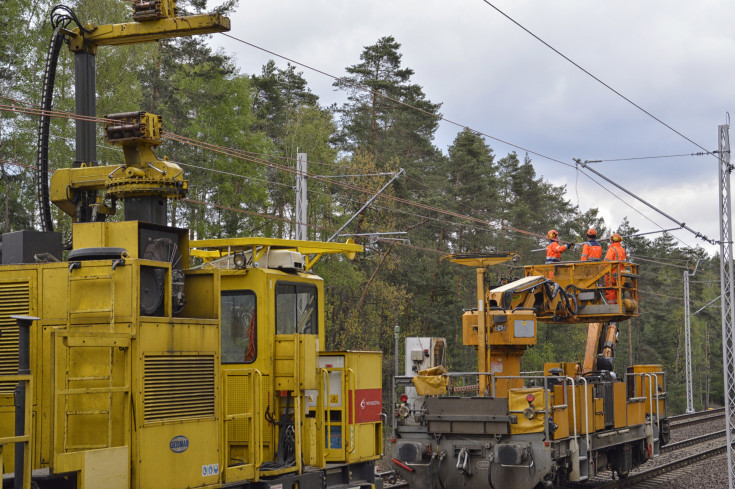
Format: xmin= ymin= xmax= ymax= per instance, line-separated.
xmin=2 ymin=94 xmax=520 ymax=238
xmin=0 ymin=101 xmax=687 ymax=248
xmin=0 ymin=104 xmax=521 ymax=240
xmin=0 ymin=101 xmax=495 ymax=231
xmin=594 ymin=152 xmax=716 ymax=163
xmin=183 ymin=197 xmax=445 ymax=255
xmin=478 ymin=0 xmax=712 ymax=155
xmin=218 ymin=35 xmax=712 ymax=247
xmin=0 ymin=100 xmax=702 ymax=247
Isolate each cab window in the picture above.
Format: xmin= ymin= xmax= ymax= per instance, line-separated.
xmin=275 ymin=283 xmax=317 ymax=334
xmin=221 ymin=291 xmax=256 ymax=363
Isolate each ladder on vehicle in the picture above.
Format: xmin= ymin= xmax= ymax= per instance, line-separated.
xmin=59 ymin=261 xmax=130 ymax=452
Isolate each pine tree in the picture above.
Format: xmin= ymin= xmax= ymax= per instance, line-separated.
xmin=334 ymin=36 xmax=441 ymax=168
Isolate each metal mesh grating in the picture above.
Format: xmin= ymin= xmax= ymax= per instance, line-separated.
xmin=0 ymin=282 xmax=29 ymax=394
xmin=144 ymin=354 xmax=215 ymax=422
xmin=227 ymin=374 xmax=250 ymax=441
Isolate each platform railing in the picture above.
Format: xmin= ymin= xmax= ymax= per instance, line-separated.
xmin=1 ymin=316 xmax=36 ymax=489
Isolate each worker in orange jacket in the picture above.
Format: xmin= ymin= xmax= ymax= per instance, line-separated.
xmin=604 ymin=233 xmax=626 ymax=303
xmin=546 ymin=229 xmax=573 ymax=264
xmin=580 ymin=228 xmax=602 ymax=261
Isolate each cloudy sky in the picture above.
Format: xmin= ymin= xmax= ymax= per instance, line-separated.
xmin=206 ymin=0 xmax=735 ymax=254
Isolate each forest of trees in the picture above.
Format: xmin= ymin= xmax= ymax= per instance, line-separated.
xmin=0 ymin=0 xmax=724 ymax=414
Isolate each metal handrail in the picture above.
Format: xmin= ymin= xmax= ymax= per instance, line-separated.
xmin=578 ymin=376 xmax=591 ymax=454
xmin=563 ymin=376 xmax=582 ymax=482
xmin=320 ymin=368 xmax=332 ymax=458
xmin=347 ymin=368 xmax=356 ymax=455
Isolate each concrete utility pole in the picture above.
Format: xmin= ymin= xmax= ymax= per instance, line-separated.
xmin=717 ymin=122 xmax=735 ymax=489
xmin=295 ymin=153 xmax=308 ymax=241
xmin=683 ymin=260 xmax=699 ymax=414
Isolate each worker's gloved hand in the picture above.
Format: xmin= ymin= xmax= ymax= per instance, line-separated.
xmin=567 ymin=242 xmax=575 ymax=250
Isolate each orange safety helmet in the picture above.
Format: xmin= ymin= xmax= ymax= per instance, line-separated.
xmin=611 ymin=233 xmax=622 ymax=242
xmin=587 ymin=228 xmax=597 ymax=237
xmin=547 ymin=229 xmax=559 ymax=240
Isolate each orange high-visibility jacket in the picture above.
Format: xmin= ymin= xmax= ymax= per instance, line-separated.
xmin=581 ymin=240 xmax=602 ymax=261
xmin=546 ymin=241 xmax=568 ymax=262
xmin=604 ymin=242 xmax=626 ymax=262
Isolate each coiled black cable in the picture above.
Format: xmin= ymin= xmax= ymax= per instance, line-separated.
xmin=36 ymin=6 xmax=92 ymax=232
xmin=36 ymin=27 xmax=64 ymax=232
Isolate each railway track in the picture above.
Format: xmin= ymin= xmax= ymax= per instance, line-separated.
xmin=379 ymin=469 xmax=407 ymax=489
xmin=565 ymin=433 xmax=728 ymax=488
xmin=562 ymin=408 xmax=728 ymax=489
xmin=668 ymin=407 xmax=725 ymax=429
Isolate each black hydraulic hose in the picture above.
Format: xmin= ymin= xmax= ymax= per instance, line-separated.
xmin=36 ymin=27 xmax=65 ymax=232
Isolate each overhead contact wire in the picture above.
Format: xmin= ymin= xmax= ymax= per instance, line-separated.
xmin=221 ymin=33 xmax=576 ymax=171
xmin=478 ymin=0 xmax=711 ymax=155
xmin=220 ymin=35 xmax=713 ymax=246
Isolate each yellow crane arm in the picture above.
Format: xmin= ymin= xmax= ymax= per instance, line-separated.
xmin=67 ymin=14 xmax=230 ymax=52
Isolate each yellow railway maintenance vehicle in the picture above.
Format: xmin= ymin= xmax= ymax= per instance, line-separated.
xmin=391 ymin=253 xmax=669 ymax=489
xmin=0 ymin=2 xmax=383 ymax=488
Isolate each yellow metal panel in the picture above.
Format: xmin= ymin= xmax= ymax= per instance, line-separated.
xmin=627 ymin=399 xmax=646 ymax=426
xmin=66 ymin=260 xmax=135 ymax=322
xmin=137 ymin=420 xmax=221 ymax=488
xmin=629 ymin=364 xmax=665 ymax=416
xmin=613 ymin=382 xmax=627 ymax=428
xmin=349 ymin=422 xmax=382 ymax=463
xmin=274 ymin=334 xmax=317 ymax=390
xmin=345 ymin=352 xmax=382 ymax=463
xmin=300 ymin=335 xmax=317 ymax=391
xmin=486 ymin=312 xmax=536 ymax=346
xmin=54 ymin=330 xmax=131 ymax=455
xmin=552 ymin=406 xmax=569 ymax=440
xmin=593 ymin=397 xmax=604 ymax=431
xmin=81 ymin=446 xmax=129 ymax=489
xmin=302 ymin=417 xmax=317 ymax=467
xmin=42 ymin=265 xmax=69 ymax=320
xmin=274 ymin=336 xmax=295 ymax=391
xmin=54 ymin=451 xmax=82 ymax=472
xmin=65 ymin=334 xmax=130 ymax=348
xmin=543 ymin=362 xmax=579 ymax=378
xmin=565 ymin=385 xmax=595 ymax=435
xmin=182 ymin=270 xmax=220 ymax=319
xmin=72 ymin=221 xmax=140 ymax=256
xmin=225 ymin=464 xmax=255 ymax=483
xmin=462 ymin=311 xmax=478 ymax=345
xmin=134 ymin=318 xmax=221 ymax=489
xmin=509 ymin=387 xmax=545 ymax=434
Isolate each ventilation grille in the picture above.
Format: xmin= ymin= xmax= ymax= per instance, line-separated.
xmin=144 ymin=354 xmax=215 ymax=422
xmin=0 ymin=283 xmax=29 ymax=394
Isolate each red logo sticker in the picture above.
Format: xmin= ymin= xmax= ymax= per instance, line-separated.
xmin=349 ymin=388 xmax=382 ymax=423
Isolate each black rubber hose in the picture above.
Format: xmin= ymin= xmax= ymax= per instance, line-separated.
xmin=36 ymin=27 xmax=65 ymax=232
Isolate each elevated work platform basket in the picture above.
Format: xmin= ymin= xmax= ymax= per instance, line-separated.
xmin=524 ymin=261 xmax=639 ymax=324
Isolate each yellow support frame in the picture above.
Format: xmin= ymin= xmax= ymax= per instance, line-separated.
xmin=191 ymin=237 xmax=363 ymax=271
xmin=67 ymin=14 xmax=230 ymax=53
